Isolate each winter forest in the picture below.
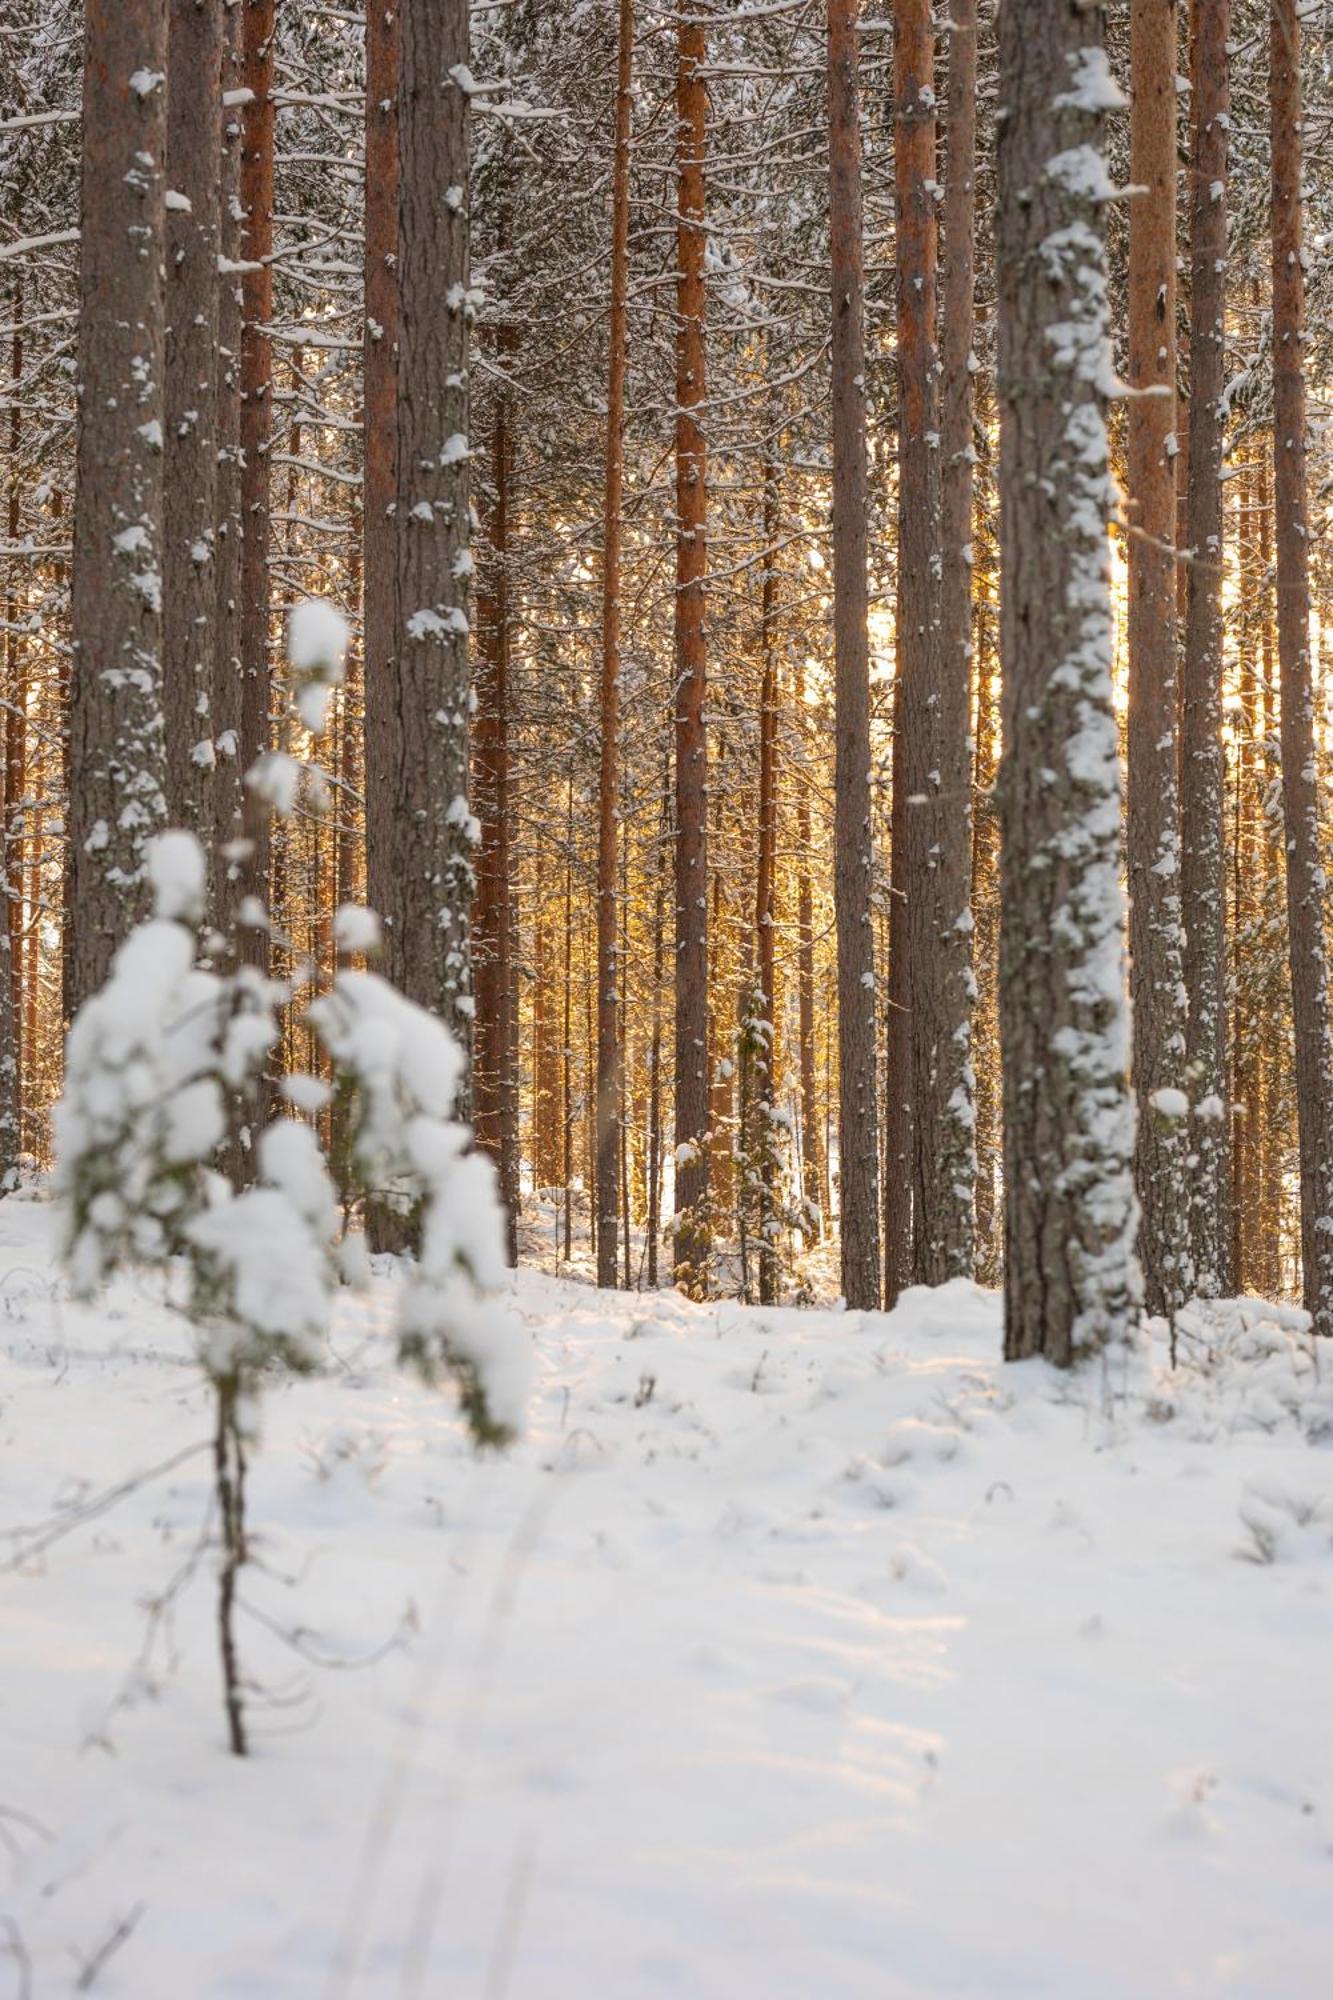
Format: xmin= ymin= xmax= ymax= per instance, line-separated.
xmin=1 ymin=0 xmax=1331 ymax=1992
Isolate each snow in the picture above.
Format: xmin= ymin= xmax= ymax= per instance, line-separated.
xmin=3 ymin=1195 xmax=1331 ymax=1997
xmin=287 ymin=598 xmax=349 ymax=734
xmin=333 ymin=903 xmax=382 ymax=955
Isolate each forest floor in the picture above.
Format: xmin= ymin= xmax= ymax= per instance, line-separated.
xmin=1 ymin=1191 xmax=1331 ymax=1999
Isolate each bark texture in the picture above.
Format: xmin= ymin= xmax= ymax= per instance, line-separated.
xmin=996 ymin=0 xmax=1142 ymax=1363
xmin=237 ymin=0 xmax=274 ymax=963
xmin=67 ymin=0 xmax=169 ymax=1020
xmin=924 ymin=0 xmax=979 ymax=1283
xmin=1271 ymin=0 xmax=1333 ymax=1335
xmin=672 ymin=11 xmax=710 ymax=1293
xmin=1181 ymin=0 xmax=1232 ymax=1295
xmin=362 ymin=0 xmax=399 ymax=941
xmin=596 ymin=0 xmax=633 ymax=1289
xmin=388 ymin=0 xmax=474 ymax=1073
xmin=1127 ymin=0 xmax=1192 ymax=1319
xmin=827 ymin=0 xmax=881 ymax=1309
xmin=213 ymin=0 xmax=244 ymax=924
xmin=163 ymin=0 xmax=222 ymax=832
xmin=473 ymin=358 xmax=518 ymax=1258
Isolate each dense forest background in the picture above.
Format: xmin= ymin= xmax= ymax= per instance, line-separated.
xmin=4 ymin=0 xmax=1333 ymax=1333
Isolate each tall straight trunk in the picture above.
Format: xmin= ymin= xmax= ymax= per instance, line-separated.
xmin=532 ymin=917 xmax=561 ymax=1188
xmin=925 ymin=0 xmax=978 ymax=1281
xmin=1 ymin=298 xmax=23 ymax=1180
xmin=996 ymin=0 xmax=1142 ymax=1363
xmin=389 ymin=0 xmax=474 ymax=1079
xmin=794 ymin=661 xmax=825 ymax=1238
xmin=363 ymin=0 xmax=399 ymax=941
xmin=237 ymin=0 xmax=275 ymax=964
xmin=163 ymin=0 xmax=222 ymax=831
xmin=1181 ymin=0 xmax=1231 ymax=1296
xmin=338 ymin=516 xmax=363 ymax=914
xmin=1254 ymin=445 xmax=1286 ymax=1302
xmin=473 ymin=364 xmax=518 ymax=1259
xmin=562 ymin=780 xmax=574 ymax=1261
xmin=1271 ymin=0 xmax=1333 ymax=1335
xmin=1127 ymin=0 xmax=1192 ymax=1318
xmin=67 ymin=0 xmax=169 ymax=1021
xmin=707 ymin=773 xmax=734 ymax=1226
xmin=597 ymin=0 xmax=634 ymax=1289
xmin=827 ymin=0 xmax=881 ymax=1309
xmin=752 ymin=450 xmax=780 ymax=1305
xmin=1232 ymin=451 xmax=1263 ymax=1290
xmin=672 ymin=11 xmax=709 ymax=1293
xmin=213 ymin=0 xmax=245 ymax=923
xmin=898 ymin=0 xmax=956 ymax=1294
xmin=888 ymin=0 xmax=938 ymax=1301
xmin=647 ymin=747 xmax=670 ymax=1285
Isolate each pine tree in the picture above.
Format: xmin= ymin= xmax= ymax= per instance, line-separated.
xmin=1181 ymin=0 xmax=1232 ymax=1296
xmin=996 ymin=0 xmax=1142 ymax=1363
xmin=162 ymin=0 xmax=222 ymax=833
xmin=386 ymin=0 xmax=475 ymax=1066
xmin=596 ymin=0 xmax=634 ymax=1289
xmin=1271 ymin=0 xmax=1333 ymax=1337
xmin=672 ymin=8 xmax=710 ymax=1294
xmin=1127 ymin=0 xmax=1192 ymax=1321
xmin=66 ymin=0 xmax=169 ymax=1020
xmin=827 ymin=0 xmax=880 ymax=1309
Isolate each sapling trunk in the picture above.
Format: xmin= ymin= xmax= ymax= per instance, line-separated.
xmin=213 ymin=1372 xmax=248 ymax=1756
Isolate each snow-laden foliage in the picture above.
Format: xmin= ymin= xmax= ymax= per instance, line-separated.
xmin=311 ymin=968 xmax=530 ymax=1443
xmin=54 ymin=828 xmax=329 ymax=1378
xmin=56 ymin=597 xmax=526 ymax=1440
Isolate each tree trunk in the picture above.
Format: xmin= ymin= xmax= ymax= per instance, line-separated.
xmin=237 ymin=0 xmax=275 ymax=982
xmin=827 ymin=0 xmax=880 ymax=1309
xmin=473 ymin=355 xmax=518 ymax=1260
xmin=1127 ymin=0 xmax=1192 ymax=1319
xmin=672 ymin=10 xmax=710 ymax=1294
xmin=389 ymin=0 xmax=474 ymax=1079
xmin=597 ymin=0 xmax=633 ymax=1288
xmin=1181 ymin=0 xmax=1231 ymax=1296
xmin=1271 ymin=0 xmax=1333 ymax=1335
xmin=752 ymin=451 xmax=780 ymax=1305
xmin=213 ymin=0 xmax=245 ymax=923
xmin=793 ymin=660 xmax=825 ymax=1240
xmin=996 ymin=0 xmax=1142 ymax=1364
xmin=921 ymin=0 xmax=978 ymax=1282
xmin=1 ymin=297 xmax=24 ymax=1181
xmin=163 ymin=0 xmax=222 ymax=832
xmin=363 ymin=0 xmax=398 ymax=941
xmin=67 ymin=0 xmax=169 ymax=1021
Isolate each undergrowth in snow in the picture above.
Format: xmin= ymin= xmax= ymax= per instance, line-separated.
xmin=1 ymin=1194 xmax=1330 ymax=1997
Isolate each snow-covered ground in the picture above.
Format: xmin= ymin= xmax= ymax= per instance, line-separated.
xmin=2 ymin=1192 xmax=1330 ymax=1999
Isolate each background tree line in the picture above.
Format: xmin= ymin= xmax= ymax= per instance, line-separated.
xmin=4 ymin=0 xmax=1333 ymax=1357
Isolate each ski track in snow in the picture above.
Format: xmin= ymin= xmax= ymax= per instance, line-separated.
xmin=0 ymin=1195 xmax=1330 ymax=1998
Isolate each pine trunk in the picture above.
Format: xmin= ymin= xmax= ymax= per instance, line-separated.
xmin=1181 ymin=0 xmax=1231 ymax=1295
xmin=996 ymin=0 xmax=1142 ymax=1363
xmin=473 ymin=365 xmax=518 ymax=1260
xmin=389 ymin=0 xmax=474 ymax=1078
xmin=597 ymin=0 xmax=633 ymax=1288
xmin=237 ymin=0 xmax=275 ymax=973
xmin=1271 ymin=0 xmax=1333 ymax=1335
xmin=363 ymin=0 xmax=399 ymax=944
xmin=923 ymin=0 xmax=978 ymax=1282
xmin=163 ymin=0 xmax=222 ymax=832
xmin=672 ymin=12 xmax=709 ymax=1293
xmin=1127 ymin=0 xmax=1192 ymax=1318
xmin=213 ymin=0 xmax=244 ymax=922
xmin=67 ymin=0 xmax=169 ymax=1020
xmin=827 ymin=0 xmax=881 ymax=1309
